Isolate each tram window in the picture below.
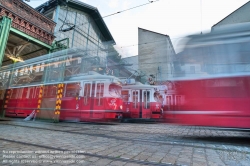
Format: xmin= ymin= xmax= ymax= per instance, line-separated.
xmin=33 ymin=87 xmax=40 ymax=98
xmin=65 ymin=83 xmax=81 ymax=97
xmin=132 ymin=91 xmax=138 ymax=108
xmin=43 ymin=86 xmax=48 ymax=97
xmin=27 ymin=87 xmax=33 ymax=99
xmin=51 ymin=86 xmax=57 ymax=97
xmin=109 ymin=83 xmax=121 ymax=97
xmin=30 ymin=87 xmax=39 ymax=99
xmin=31 ymin=87 xmax=36 ymax=99
xmin=154 ymin=91 xmax=161 ymax=102
xmin=204 ymin=79 xmax=248 ymax=98
xmin=10 ymin=89 xmax=18 ymax=99
xmin=43 ymin=85 xmax=57 ymax=97
xmin=84 ymin=83 xmax=91 ymax=105
xmin=12 ymin=88 xmax=23 ymax=99
xmin=92 ymin=83 xmax=96 ymax=97
xmin=175 ymin=95 xmax=183 ymax=106
xmin=166 ymin=95 xmax=172 ymax=105
xmin=96 ymin=83 xmax=104 ymax=106
xmin=84 ymin=84 xmax=91 ymax=97
xmin=22 ymin=88 xmax=28 ymax=99
xmin=205 ymin=86 xmax=247 ymax=98
xmin=121 ymin=90 xmax=129 ymax=102
xmin=143 ymin=90 xmax=150 ymax=109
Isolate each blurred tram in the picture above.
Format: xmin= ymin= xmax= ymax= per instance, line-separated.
xmin=165 ymin=23 xmax=250 ymax=128
xmin=4 ymin=72 xmax=123 ymax=122
xmin=121 ymin=80 xmax=166 ymax=120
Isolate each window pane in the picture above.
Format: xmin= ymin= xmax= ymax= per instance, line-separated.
xmin=96 ymin=83 xmax=104 ymax=105
xmin=133 ymin=91 xmax=138 ymax=108
xmin=10 ymin=89 xmax=18 ymax=99
xmin=84 ymin=83 xmax=91 ymax=105
xmin=122 ymin=90 xmax=129 ymax=102
xmin=144 ymin=90 xmax=150 ymax=109
xmin=65 ymin=83 xmax=80 ymax=97
xmin=43 ymin=85 xmax=57 ymax=97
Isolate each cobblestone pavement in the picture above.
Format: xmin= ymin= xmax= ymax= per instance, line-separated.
xmin=0 ymin=118 xmax=250 ymax=166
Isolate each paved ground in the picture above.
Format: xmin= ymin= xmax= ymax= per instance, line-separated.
xmin=0 ymin=118 xmax=250 ymax=166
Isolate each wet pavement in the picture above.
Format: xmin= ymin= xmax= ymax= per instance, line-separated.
xmin=0 ymin=118 xmax=250 ymax=166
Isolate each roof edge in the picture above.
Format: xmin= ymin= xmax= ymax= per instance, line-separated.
xmin=138 ymin=27 xmax=169 ymax=37
xmin=212 ymin=1 xmax=250 ymax=28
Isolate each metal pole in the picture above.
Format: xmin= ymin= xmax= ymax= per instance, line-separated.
xmin=0 ymin=17 xmax=12 ymax=67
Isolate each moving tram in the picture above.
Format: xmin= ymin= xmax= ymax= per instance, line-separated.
xmin=3 ymin=72 xmax=124 ymax=122
xmin=166 ymin=23 xmax=250 ymax=128
xmin=121 ymin=80 xmax=166 ymax=120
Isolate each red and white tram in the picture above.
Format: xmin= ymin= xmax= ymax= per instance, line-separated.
xmin=4 ymin=86 xmax=40 ymax=118
xmin=121 ymin=81 xmax=164 ymax=120
xmin=165 ymin=23 xmax=250 ymax=128
xmin=4 ymin=72 xmax=123 ymax=122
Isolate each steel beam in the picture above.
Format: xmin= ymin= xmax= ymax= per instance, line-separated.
xmin=0 ymin=16 xmax=12 ymax=67
xmin=10 ymin=27 xmax=52 ymax=50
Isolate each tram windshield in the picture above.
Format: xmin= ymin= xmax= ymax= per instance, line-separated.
xmin=109 ymin=83 xmax=121 ymax=97
xmin=154 ymin=91 xmax=163 ymax=103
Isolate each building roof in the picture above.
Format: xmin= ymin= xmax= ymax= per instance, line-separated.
xmin=139 ymin=27 xmax=170 ymax=37
xmin=138 ymin=27 xmax=176 ymax=54
xmin=36 ymin=0 xmax=115 ymax=43
xmin=212 ymin=1 xmax=250 ymax=28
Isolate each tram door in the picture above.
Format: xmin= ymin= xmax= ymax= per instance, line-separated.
xmin=165 ymin=95 xmax=173 ymax=111
xmin=175 ymin=95 xmax=183 ymax=111
xmin=131 ymin=90 xmax=139 ymax=118
xmin=92 ymin=81 xmax=105 ymax=119
xmin=121 ymin=90 xmax=130 ymax=118
xmin=61 ymin=83 xmax=81 ymax=121
xmin=162 ymin=95 xmax=173 ymax=119
xmin=40 ymin=85 xmax=58 ymax=120
xmin=142 ymin=90 xmax=151 ymax=119
xmin=131 ymin=90 xmax=151 ymax=119
xmin=81 ymin=82 xmax=92 ymax=120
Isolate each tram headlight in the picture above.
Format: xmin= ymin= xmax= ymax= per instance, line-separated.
xmin=120 ymin=105 xmax=123 ymax=110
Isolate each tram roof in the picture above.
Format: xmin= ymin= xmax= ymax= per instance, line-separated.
xmin=169 ymin=71 xmax=250 ymax=82
xmin=122 ymin=84 xmax=159 ymax=90
xmin=69 ymin=72 xmax=121 ymax=82
xmin=185 ymin=22 xmax=250 ymax=45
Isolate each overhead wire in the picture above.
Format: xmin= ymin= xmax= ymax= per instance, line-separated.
xmin=47 ymin=0 xmax=178 ymax=78
xmin=59 ymin=1 xmax=75 ymax=32
xmin=51 ymin=34 xmax=187 ymax=55
xmin=54 ymin=0 xmax=178 ymax=57
xmin=55 ymin=0 xmax=160 ymax=33
xmin=102 ymin=0 xmax=160 ymax=18
xmin=53 ymin=0 xmax=186 ymax=54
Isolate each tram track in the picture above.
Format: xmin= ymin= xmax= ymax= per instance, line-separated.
xmin=1 ymin=121 xmax=250 ymax=154
xmin=1 ymin=119 xmax=242 ymax=135
xmin=0 ymin=137 xmax=173 ymax=166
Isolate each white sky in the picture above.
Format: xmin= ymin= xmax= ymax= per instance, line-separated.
xmin=28 ymin=0 xmax=249 ymax=56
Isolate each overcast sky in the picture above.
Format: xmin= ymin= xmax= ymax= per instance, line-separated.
xmin=28 ymin=0 xmax=249 ymax=56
